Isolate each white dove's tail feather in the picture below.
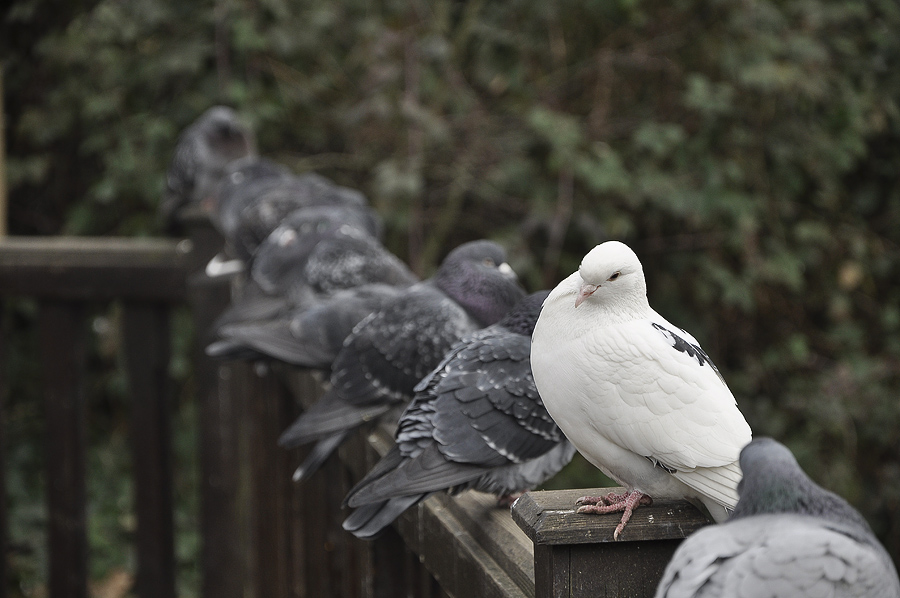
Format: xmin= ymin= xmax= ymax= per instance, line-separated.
xmin=673 ymin=460 xmax=742 ymax=517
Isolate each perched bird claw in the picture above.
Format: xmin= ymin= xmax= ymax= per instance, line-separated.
xmin=575 ymin=491 xmax=652 ymax=541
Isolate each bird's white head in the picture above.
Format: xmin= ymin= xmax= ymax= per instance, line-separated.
xmin=574 ymin=241 xmax=647 ymax=309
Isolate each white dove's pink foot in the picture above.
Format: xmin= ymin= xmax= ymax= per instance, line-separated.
xmin=576 ymin=491 xmax=629 ymax=507
xmin=576 ymin=490 xmax=652 ymax=540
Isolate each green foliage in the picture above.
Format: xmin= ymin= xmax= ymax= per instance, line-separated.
xmin=6 ymin=0 xmax=900 ymax=579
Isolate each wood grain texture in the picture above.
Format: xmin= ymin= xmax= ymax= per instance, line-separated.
xmin=39 ymin=300 xmax=88 ymax=598
xmin=0 ymin=237 xmax=191 ymax=301
xmin=512 ymin=488 xmax=710 ymax=545
xmin=122 ymin=302 xmax=175 ymax=598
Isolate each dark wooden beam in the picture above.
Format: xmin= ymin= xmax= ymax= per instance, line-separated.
xmin=122 ymin=301 xmax=175 ymax=598
xmin=38 ymin=300 xmax=88 ymax=598
xmin=189 ymin=273 xmax=244 ymax=598
xmin=0 ymin=237 xmax=190 ymax=301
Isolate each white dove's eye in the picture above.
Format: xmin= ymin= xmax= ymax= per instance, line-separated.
xmin=607 ymin=271 xmax=621 ymax=281
xmin=483 ymin=258 xmax=496 ymax=267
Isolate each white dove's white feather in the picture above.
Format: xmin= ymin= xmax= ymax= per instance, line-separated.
xmin=531 ymin=241 xmax=752 ymax=520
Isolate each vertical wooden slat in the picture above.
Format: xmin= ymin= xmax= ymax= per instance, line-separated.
xmin=38 ymin=300 xmax=88 ymax=598
xmin=0 ymin=301 xmax=9 ymax=598
xmin=188 ymin=272 xmax=244 ymax=598
xmin=121 ymin=302 xmax=175 ymax=598
xmin=246 ymin=365 xmax=303 ymax=598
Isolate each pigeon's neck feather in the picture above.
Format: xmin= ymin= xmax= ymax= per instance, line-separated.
xmin=733 ymin=469 xmax=874 ymax=536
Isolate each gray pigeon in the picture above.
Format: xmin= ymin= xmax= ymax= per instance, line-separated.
xmin=212 ymin=157 xmax=373 ymax=263
xmin=160 ymin=106 xmax=256 ymax=231
xmin=206 ymin=283 xmax=405 ymax=369
xmin=655 ymin=438 xmax=900 ymax=598
xmin=209 ymin=206 xmax=415 ymax=332
xmin=278 ymin=240 xmax=527 ymax=481
xmin=342 ymin=291 xmax=576 ymax=540
xmin=250 ymin=207 xmax=410 ymax=304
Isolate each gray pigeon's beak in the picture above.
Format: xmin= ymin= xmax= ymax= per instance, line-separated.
xmin=574 ymin=283 xmax=599 ymax=307
xmin=498 ymin=262 xmax=517 ymax=279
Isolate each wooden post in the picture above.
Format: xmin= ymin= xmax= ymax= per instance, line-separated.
xmin=511 ymin=488 xmax=710 ymax=598
xmin=38 ymin=300 xmax=88 ymax=598
xmin=181 ymin=212 xmax=247 ymax=598
xmin=122 ymin=302 xmax=175 ymax=598
xmin=244 ymin=365 xmax=306 ymax=598
xmin=0 ymin=61 xmax=6 ymax=237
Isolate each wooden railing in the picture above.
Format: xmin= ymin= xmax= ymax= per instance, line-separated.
xmin=0 ymin=227 xmax=709 ymax=598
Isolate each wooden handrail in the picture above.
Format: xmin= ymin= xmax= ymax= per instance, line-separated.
xmin=0 ymin=237 xmax=191 ymax=301
xmin=0 ymin=235 xmax=711 ymax=598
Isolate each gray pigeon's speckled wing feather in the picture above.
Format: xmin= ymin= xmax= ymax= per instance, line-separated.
xmin=330 ymin=285 xmax=481 ymax=408
xmin=301 ymin=231 xmax=417 ymax=296
xmin=346 ymin=320 xmax=569 ymax=507
xmin=656 ymin=514 xmax=900 ymax=598
xmin=409 ymin=327 xmax=564 ymax=467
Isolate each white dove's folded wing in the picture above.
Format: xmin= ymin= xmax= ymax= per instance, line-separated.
xmin=575 ymin=319 xmax=750 ymax=472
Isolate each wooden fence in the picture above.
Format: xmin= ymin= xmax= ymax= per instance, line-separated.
xmin=0 ymin=222 xmax=709 ymax=598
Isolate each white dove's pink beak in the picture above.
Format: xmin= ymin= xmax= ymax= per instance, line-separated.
xmin=575 ymin=283 xmax=599 ymax=307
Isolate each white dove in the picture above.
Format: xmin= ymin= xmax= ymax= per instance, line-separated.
xmin=531 ymin=240 xmax=752 ymax=540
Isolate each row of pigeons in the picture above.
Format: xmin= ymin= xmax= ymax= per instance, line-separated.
xmin=162 ymin=106 xmax=900 ymax=597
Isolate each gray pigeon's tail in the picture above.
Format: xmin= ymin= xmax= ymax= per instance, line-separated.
xmin=343 ymin=444 xmax=406 ymax=508
xmin=211 ymin=320 xmax=335 ymax=369
xmin=278 ymin=391 xmax=392 ymax=447
xmin=205 ymin=339 xmax=264 ymax=362
xmin=347 ymin=443 xmax=487 ymax=507
xmin=342 ymin=495 xmax=426 ymax=540
xmin=291 ymin=431 xmax=350 ymax=482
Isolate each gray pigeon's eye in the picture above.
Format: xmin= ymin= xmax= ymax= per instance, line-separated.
xmin=483 ymin=258 xmax=496 ymax=267
xmin=607 ymin=271 xmax=621 ymax=281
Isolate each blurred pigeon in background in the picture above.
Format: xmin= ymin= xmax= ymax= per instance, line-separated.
xmin=206 ymin=283 xmax=406 ymax=369
xmin=160 ymin=106 xmax=256 ymax=232
xmin=209 ymin=205 xmax=415 ymax=334
xmin=279 ymin=240 xmax=526 ymax=482
xmin=531 ymin=240 xmax=752 ymax=540
xmin=250 ymin=206 xmax=406 ymax=302
xmin=655 ymin=438 xmax=900 ymax=598
xmin=209 ymin=158 xmax=373 ymax=265
xmin=342 ymin=291 xmax=576 ymax=540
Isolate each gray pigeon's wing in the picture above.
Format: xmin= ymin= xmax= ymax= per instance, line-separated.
xmin=302 ymin=230 xmax=417 ymax=295
xmin=248 ymin=208 xmax=396 ymax=300
xmin=330 ymin=286 xmax=480 ymax=408
xmin=423 ymin=328 xmax=565 ymax=467
xmin=347 ymin=326 xmax=568 ymax=506
xmin=656 ymin=514 xmax=900 ymax=598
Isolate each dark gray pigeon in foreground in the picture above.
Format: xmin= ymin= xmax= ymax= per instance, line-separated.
xmin=655 ymin=437 xmax=900 ymax=598
xmin=211 ymin=157 xmax=372 ymax=263
xmin=279 ymin=240 xmax=527 ymax=481
xmin=160 ymin=106 xmax=256 ymax=232
xmin=206 ymin=283 xmax=405 ymax=369
xmin=342 ymin=291 xmax=576 ymax=540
